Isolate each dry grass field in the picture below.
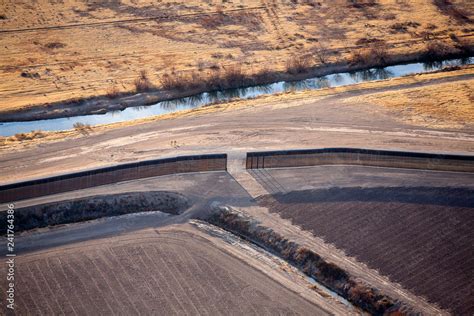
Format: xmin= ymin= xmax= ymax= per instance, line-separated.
xmin=343 ymin=74 xmax=474 ymax=128
xmin=258 ymin=186 xmax=474 ymax=315
xmin=0 ymin=0 xmax=473 ymax=113
xmin=0 ymin=225 xmax=328 ymax=315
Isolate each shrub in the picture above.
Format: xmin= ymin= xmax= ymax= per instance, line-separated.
xmin=13 ymin=133 xmax=27 ymax=141
xmin=350 ymin=44 xmax=388 ymax=66
xmin=390 ymin=21 xmax=420 ymax=33
xmin=355 ymin=38 xmax=385 ymax=45
xmin=211 ymin=53 xmax=224 ymax=59
xmin=423 ymin=40 xmax=458 ymax=60
xmin=159 ymin=65 xmax=277 ymax=93
xmin=286 ymin=54 xmax=313 ymax=74
xmin=134 ymin=70 xmax=153 ymax=92
xmin=348 ymin=0 xmax=378 ymax=8
xmin=420 ymin=31 xmax=435 ymax=41
xmin=457 ymin=37 xmax=474 ymax=55
xmin=215 ymin=66 xmax=248 ymax=88
xmin=12 ymin=130 xmax=45 ymax=142
xmin=20 ymin=71 xmax=40 ymax=79
xmin=449 ymin=33 xmax=459 ymax=42
xmin=73 ymin=122 xmax=92 ymax=135
xmin=160 ymin=66 xmax=257 ymax=92
xmin=314 ymin=43 xmax=329 ymax=64
xmin=30 ymin=130 xmax=45 ymax=139
xmin=106 ymin=86 xmax=121 ymax=99
xmin=44 ymin=42 xmax=66 ymax=49
xmin=160 ymin=71 xmax=202 ymax=91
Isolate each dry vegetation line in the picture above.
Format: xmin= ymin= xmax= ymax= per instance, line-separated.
xmin=190 ymin=220 xmax=357 ymax=315
xmin=208 ymin=206 xmax=417 ymax=314
xmin=230 ymin=202 xmax=448 ymax=315
xmin=0 ymin=191 xmax=190 ymax=232
xmin=0 ymin=6 xmax=266 ymax=34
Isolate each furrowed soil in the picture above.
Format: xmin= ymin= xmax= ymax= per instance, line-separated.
xmin=0 ymin=224 xmax=330 ymax=315
xmin=0 ymin=0 xmax=473 ymax=113
xmin=258 ymin=186 xmax=474 ymax=315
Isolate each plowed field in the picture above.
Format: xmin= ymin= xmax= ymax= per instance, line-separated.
xmin=0 ymin=226 xmax=328 ymax=315
xmin=259 ymin=186 xmax=474 ymax=315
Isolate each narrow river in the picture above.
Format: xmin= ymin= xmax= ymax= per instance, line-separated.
xmin=0 ymin=57 xmax=472 ymax=136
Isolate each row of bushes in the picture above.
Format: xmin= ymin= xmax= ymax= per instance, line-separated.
xmin=349 ymin=37 xmax=472 ymax=67
xmin=125 ymin=60 xmax=307 ymax=95
xmin=206 ymin=206 xmax=410 ymax=315
xmin=0 ymin=191 xmax=189 ymax=232
xmin=7 ymin=123 xmax=93 ymax=143
xmin=107 ymin=37 xmax=472 ymax=97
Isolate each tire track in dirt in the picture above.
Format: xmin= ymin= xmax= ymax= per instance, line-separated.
xmin=0 ymin=6 xmax=266 ymax=34
xmin=1 ymin=33 xmax=472 ymax=72
xmin=261 ymin=0 xmax=288 ymax=46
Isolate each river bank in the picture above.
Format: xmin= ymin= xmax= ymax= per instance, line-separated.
xmin=0 ymin=52 xmax=472 ymax=136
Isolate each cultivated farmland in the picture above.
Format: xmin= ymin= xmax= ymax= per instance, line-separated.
xmin=258 ymin=186 xmax=474 ymax=315
xmin=0 ymin=225 xmax=329 ymax=315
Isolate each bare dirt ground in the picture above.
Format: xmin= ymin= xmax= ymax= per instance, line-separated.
xmin=0 ymin=0 xmax=472 ymax=113
xmin=258 ymin=186 xmax=474 ymax=315
xmin=0 ymin=223 xmax=337 ymax=315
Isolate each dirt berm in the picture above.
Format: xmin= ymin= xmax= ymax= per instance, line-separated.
xmin=206 ymin=205 xmax=414 ymax=315
xmin=0 ymin=191 xmax=189 ymax=232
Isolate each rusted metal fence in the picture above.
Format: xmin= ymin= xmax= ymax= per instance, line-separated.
xmin=0 ymin=154 xmax=227 ymax=203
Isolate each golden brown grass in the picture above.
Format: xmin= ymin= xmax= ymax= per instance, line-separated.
xmin=0 ymin=0 xmax=472 ymax=112
xmin=345 ymin=79 xmax=474 ymax=128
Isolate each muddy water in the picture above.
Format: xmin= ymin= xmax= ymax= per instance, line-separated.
xmin=0 ymin=57 xmax=472 ymax=136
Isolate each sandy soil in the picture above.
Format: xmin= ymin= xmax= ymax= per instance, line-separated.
xmin=0 ymin=0 xmax=472 ymax=113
